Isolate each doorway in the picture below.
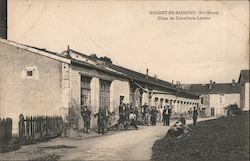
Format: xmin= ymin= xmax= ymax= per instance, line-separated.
xmin=120 ymin=96 xmax=124 ymax=104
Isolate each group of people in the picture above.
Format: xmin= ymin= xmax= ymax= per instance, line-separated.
xmin=80 ymin=103 xmax=199 ymax=135
xmin=139 ymin=103 xmax=172 ymax=126
xmin=118 ymin=103 xmax=138 ymax=130
xmin=167 ymin=107 xmax=198 ymax=138
xmin=93 ymin=106 xmax=112 ymax=135
xmin=118 ymin=102 xmax=166 ymax=127
xmin=81 ymin=105 xmax=112 ymax=134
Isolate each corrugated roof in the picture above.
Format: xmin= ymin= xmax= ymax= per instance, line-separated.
xmin=64 ymin=49 xmax=199 ymax=99
xmin=108 ymin=64 xmax=199 ymax=99
xmin=107 ymin=64 xmax=174 ymax=88
xmin=0 ymin=39 xmax=70 ymax=63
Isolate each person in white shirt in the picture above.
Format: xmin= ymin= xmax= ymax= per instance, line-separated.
xmin=129 ymin=112 xmax=138 ymax=130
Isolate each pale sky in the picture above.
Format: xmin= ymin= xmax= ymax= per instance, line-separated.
xmin=8 ymin=0 xmax=249 ymax=84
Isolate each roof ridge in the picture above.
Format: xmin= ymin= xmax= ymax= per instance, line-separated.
xmin=0 ymin=38 xmax=70 ymax=63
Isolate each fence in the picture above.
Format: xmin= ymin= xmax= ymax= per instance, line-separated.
xmin=19 ymin=114 xmax=63 ymax=144
xmin=0 ymin=118 xmax=12 ymax=145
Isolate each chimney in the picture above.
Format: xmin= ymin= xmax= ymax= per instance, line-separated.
xmin=209 ymin=80 xmax=213 ymax=89
xmin=232 ymin=79 xmax=235 ymax=86
xmin=67 ymin=45 xmax=71 ymax=56
xmin=0 ymin=0 xmax=7 ymax=39
xmin=176 ymin=81 xmax=180 ymax=87
xmin=146 ymin=69 xmax=149 ymax=79
xmin=172 ymin=80 xmax=174 ymax=86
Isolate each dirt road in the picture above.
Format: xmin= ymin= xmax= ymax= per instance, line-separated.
xmin=0 ymin=118 xmax=214 ymax=160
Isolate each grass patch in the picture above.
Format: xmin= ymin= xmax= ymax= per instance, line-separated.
xmin=151 ymin=114 xmax=249 ymax=161
xmin=0 ymin=136 xmax=21 ymax=153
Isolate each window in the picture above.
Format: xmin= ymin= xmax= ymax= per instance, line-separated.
xmin=27 ymin=70 xmax=33 ymax=77
xmin=22 ymin=66 xmax=39 ymax=80
xmin=201 ymin=97 xmax=204 ymax=104
xmin=80 ymin=76 xmax=91 ymax=107
xmin=99 ymin=79 xmax=111 ymax=109
xmin=219 ymin=93 xmax=224 ymax=104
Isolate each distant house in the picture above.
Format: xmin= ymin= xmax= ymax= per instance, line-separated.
xmin=0 ymin=38 xmax=199 ymax=133
xmin=183 ymin=80 xmax=240 ymax=117
xmin=238 ymin=70 xmax=249 ymax=111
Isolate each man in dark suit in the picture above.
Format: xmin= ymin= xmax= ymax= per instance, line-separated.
xmin=166 ymin=106 xmax=172 ymax=126
xmin=162 ymin=106 xmax=167 ymax=126
xmin=193 ymin=106 xmax=198 ymax=127
xmin=119 ymin=103 xmax=124 ymax=122
xmin=80 ymin=106 xmax=86 ymax=133
xmin=141 ymin=103 xmax=148 ymax=125
xmin=84 ymin=107 xmax=91 ymax=133
xmin=94 ymin=108 xmax=105 ymax=134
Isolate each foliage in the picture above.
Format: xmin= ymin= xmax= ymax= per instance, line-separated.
xmin=226 ymin=104 xmax=242 ymax=115
xmin=152 ymin=114 xmax=249 ymax=161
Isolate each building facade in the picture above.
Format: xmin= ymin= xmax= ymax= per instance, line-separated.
xmin=0 ymin=39 xmax=70 ymax=133
xmin=0 ymin=39 xmax=199 ymax=133
xmin=62 ymin=49 xmax=130 ymax=130
xmin=68 ymin=50 xmax=200 ymax=115
xmin=183 ymin=80 xmax=240 ymax=117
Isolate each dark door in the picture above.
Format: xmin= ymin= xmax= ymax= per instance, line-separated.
xmin=120 ymin=96 xmax=124 ymax=104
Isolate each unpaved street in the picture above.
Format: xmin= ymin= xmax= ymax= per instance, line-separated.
xmin=61 ymin=125 xmax=167 ymax=160
xmin=0 ymin=118 xmax=214 ymax=161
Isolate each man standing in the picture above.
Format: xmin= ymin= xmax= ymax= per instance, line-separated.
xmin=151 ymin=106 xmax=157 ymax=126
xmin=80 ymin=106 xmax=86 ymax=133
xmin=125 ymin=104 xmax=130 ymax=121
xmin=119 ymin=103 xmax=125 ymax=124
xmin=145 ymin=105 xmax=151 ymax=126
xmin=119 ymin=103 xmax=123 ymax=121
xmin=188 ymin=108 xmax=193 ymax=119
xmin=141 ymin=103 xmax=148 ymax=125
xmin=94 ymin=108 xmax=105 ymax=135
xmin=158 ymin=106 xmax=163 ymax=122
xmin=166 ymin=105 xmax=172 ymax=126
xmin=193 ymin=106 xmax=198 ymax=127
xmin=84 ymin=107 xmax=91 ymax=133
xmin=162 ymin=106 xmax=167 ymax=126
xmin=103 ymin=106 xmax=111 ymax=132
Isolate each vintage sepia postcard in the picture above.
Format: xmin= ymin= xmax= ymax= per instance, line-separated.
xmin=0 ymin=0 xmax=249 ymax=161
